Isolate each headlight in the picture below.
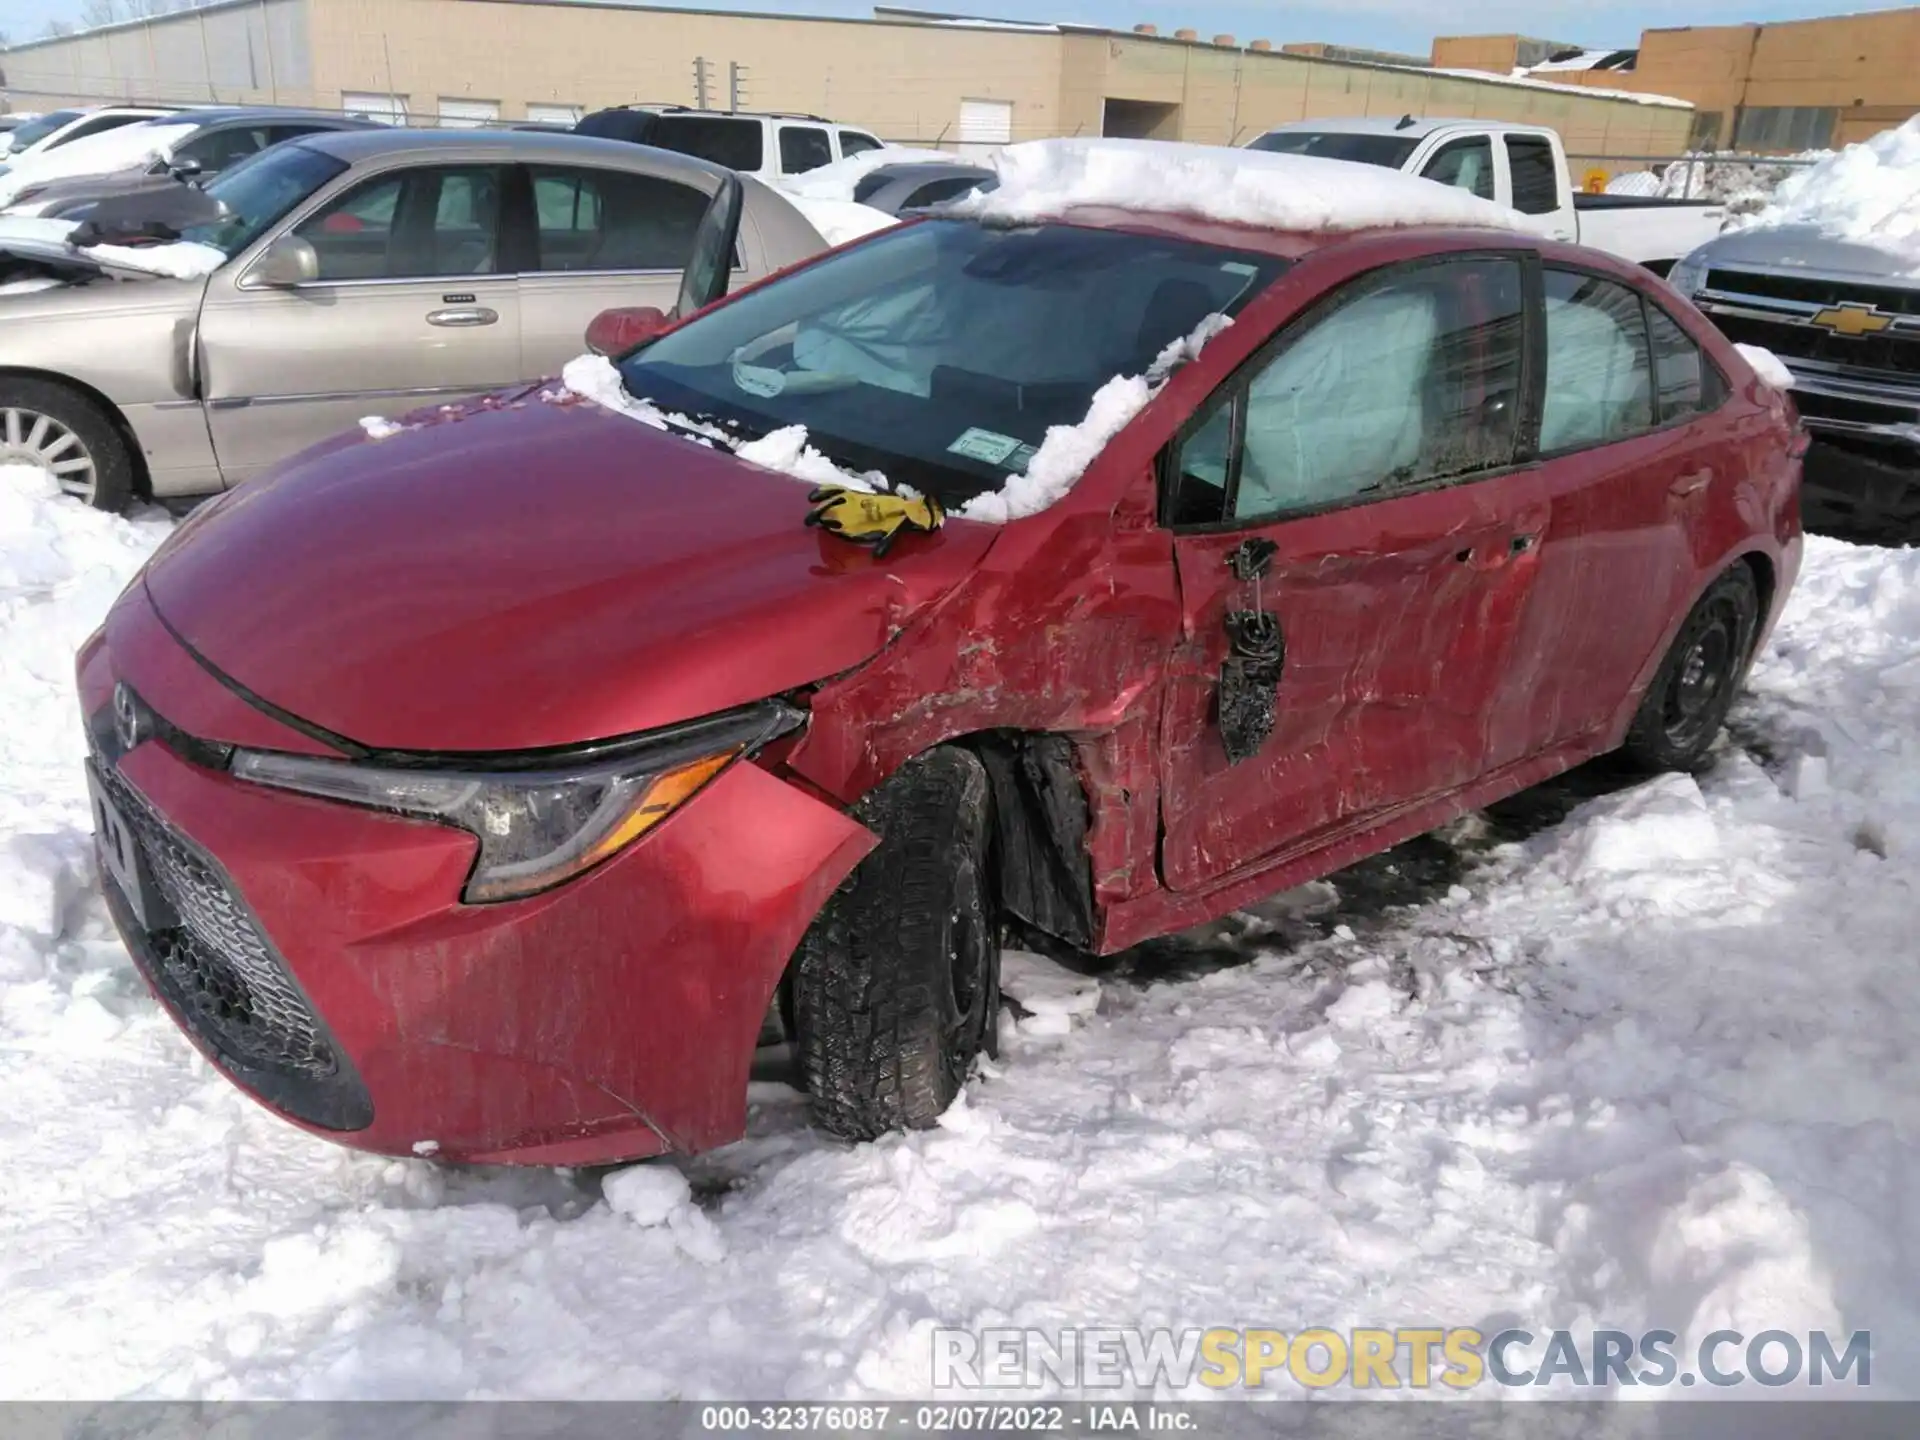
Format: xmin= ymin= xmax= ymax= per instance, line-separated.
xmin=1667 ymin=251 xmax=1708 ymax=298
xmin=230 ymin=702 xmax=801 ymax=903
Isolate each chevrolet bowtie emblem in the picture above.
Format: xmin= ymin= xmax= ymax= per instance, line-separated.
xmin=1810 ymin=303 xmax=1893 ymax=337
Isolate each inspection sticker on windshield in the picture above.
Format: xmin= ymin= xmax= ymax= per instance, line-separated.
xmin=948 ymin=428 xmax=1025 ymax=466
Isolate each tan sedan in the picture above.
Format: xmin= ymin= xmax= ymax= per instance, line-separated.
xmin=0 ymin=128 xmax=829 ymax=510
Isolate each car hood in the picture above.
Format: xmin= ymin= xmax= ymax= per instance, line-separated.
xmin=0 ymin=214 xmax=225 ymax=283
xmin=142 ymin=396 xmax=1000 ymax=753
xmin=1696 ymin=222 xmax=1920 ymax=285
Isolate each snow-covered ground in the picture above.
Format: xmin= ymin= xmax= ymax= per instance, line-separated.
xmin=2 ymin=460 xmax=1918 ymax=1400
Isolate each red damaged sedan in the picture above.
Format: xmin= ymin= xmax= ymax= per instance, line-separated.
xmin=79 ymin=148 xmax=1802 ymax=1166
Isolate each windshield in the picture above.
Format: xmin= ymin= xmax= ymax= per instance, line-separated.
xmin=1248 ymin=131 xmax=1420 ymax=168
xmin=618 ymin=220 xmax=1287 ymax=505
xmin=180 ymin=142 xmax=348 ymax=256
xmin=5 ymin=110 xmax=82 ymax=151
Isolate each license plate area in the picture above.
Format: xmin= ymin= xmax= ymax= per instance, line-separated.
xmin=87 ymin=763 xmax=174 ymax=932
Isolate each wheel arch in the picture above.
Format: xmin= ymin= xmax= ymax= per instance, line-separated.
xmin=0 ymin=365 xmax=152 ymax=499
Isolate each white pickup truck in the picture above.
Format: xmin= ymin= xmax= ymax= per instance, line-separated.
xmin=1249 ymin=117 xmax=1725 ymax=274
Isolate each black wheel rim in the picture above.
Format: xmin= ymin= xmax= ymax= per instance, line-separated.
xmin=941 ymin=852 xmax=992 ymax=1090
xmin=1662 ymin=596 xmax=1740 ymax=750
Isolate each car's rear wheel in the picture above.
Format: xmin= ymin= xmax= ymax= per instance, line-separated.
xmin=792 ymin=747 xmax=998 ymax=1140
xmin=1621 ymin=564 xmax=1761 ymax=773
xmin=0 ymin=379 xmax=135 ymax=513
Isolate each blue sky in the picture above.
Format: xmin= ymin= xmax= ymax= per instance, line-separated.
xmin=4 ymin=0 xmax=1915 ymax=60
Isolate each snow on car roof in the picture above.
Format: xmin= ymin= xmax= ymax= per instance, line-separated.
xmin=0 ymin=120 xmax=195 ymax=208
xmin=961 ymin=137 xmax=1530 ymax=235
xmin=1746 ymin=115 xmax=1920 ymax=264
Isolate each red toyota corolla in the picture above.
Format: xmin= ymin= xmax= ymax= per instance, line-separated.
xmin=79 ymin=154 xmax=1802 ymax=1166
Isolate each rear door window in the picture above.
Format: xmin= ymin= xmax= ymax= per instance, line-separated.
xmin=1505 ymin=136 xmax=1561 ymax=216
xmin=647 ymin=115 xmax=764 ymax=172
xmin=779 ymin=125 xmax=834 ymax=175
xmin=1540 ymin=269 xmax=1654 ymax=451
xmin=530 ymin=165 xmax=710 ymax=271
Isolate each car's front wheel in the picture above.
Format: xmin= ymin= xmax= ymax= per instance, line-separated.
xmin=1621 ymin=563 xmax=1761 ymax=773
xmin=0 ymin=379 xmax=136 ymax=513
xmin=792 ymin=747 xmax=998 ymax=1140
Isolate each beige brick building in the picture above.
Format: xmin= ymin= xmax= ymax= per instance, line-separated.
xmin=1437 ymin=8 xmax=1920 ymax=151
xmin=0 ymin=0 xmax=1695 ymax=157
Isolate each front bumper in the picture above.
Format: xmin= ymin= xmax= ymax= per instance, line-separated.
xmin=82 ymin=587 xmax=876 ymax=1165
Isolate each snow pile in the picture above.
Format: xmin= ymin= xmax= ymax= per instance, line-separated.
xmin=1747 ymin=117 xmax=1920 ymax=260
xmin=777 ymin=146 xmax=960 ymax=203
xmin=4 ymin=447 xmax=1920 ymax=1397
xmin=0 ymin=215 xmax=225 ymax=281
xmin=0 ymin=121 xmax=194 ymax=208
xmin=1735 ymin=342 xmax=1795 ymax=390
xmin=358 ymin=416 xmax=408 ymax=441
xmin=966 ymin=137 xmax=1530 ymax=233
xmin=781 ymin=193 xmax=898 ymax=247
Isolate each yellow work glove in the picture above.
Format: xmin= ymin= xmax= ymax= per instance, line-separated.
xmin=805 ymin=485 xmax=945 ymax=558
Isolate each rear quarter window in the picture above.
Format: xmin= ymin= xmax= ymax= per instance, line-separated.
xmin=648 ymin=115 xmax=765 ymax=172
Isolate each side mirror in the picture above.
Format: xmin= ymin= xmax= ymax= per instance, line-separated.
xmin=585 ymin=305 xmax=671 ymax=357
xmin=168 ymin=156 xmax=203 ymax=182
xmin=250 ymin=234 xmax=318 ymax=288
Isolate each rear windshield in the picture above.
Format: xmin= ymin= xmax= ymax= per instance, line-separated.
xmin=1248 ymin=131 xmax=1420 ymax=168
xmin=646 ymin=115 xmax=764 ymax=172
xmin=6 ymin=109 xmax=82 ymax=149
xmin=619 ymin=219 xmax=1287 ymax=506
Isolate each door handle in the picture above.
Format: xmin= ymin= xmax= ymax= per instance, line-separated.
xmin=1669 ymin=469 xmax=1713 ymax=498
xmin=426 ymin=306 xmax=498 ymax=327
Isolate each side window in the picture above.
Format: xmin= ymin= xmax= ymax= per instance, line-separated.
xmin=1505 ymin=136 xmax=1561 ymax=216
xmin=175 ymin=126 xmax=271 ymax=174
xmin=779 ymin=125 xmax=834 ymax=175
xmin=648 ymin=116 xmax=764 ymax=172
xmin=1540 ymin=269 xmax=1654 ymax=451
xmin=530 ymin=166 xmax=709 ymax=271
xmin=54 ymin=114 xmax=147 ymax=148
xmin=903 ymin=176 xmax=986 ymax=210
xmin=1421 ymin=137 xmax=1495 ymax=201
xmin=1647 ymin=305 xmax=1723 ymax=422
xmin=839 ymin=130 xmax=882 ymax=157
xmin=293 ymin=166 xmax=503 ymax=280
xmin=1166 ymin=259 xmax=1524 ymax=525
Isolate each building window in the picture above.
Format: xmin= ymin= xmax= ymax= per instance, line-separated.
xmin=438 ymin=99 xmax=500 ymax=129
xmin=1733 ymin=107 xmax=1837 ymax=153
xmin=1687 ymin=111 xmax=1724 ymax=150
xmin=958 ymin=98 xmax=1013 ymax=159
xmin=342 ymin=91 xmax=408 ymax=125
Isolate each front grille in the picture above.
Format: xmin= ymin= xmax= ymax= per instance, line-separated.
xmin=1703 ymin=309 xmax=1920 ymax=377
xmin=91 ymin=710 xmax=373 ymax=1132
xmin=1705 ymin=268 xmax=1920 ymax=318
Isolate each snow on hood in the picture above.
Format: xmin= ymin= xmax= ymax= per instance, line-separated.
xmin=0 ymin=120 xmax=193 ymax=208
xmin=0 ymin=214 xmax=224 ymax=281
xmin=556 ymin=311 xmax=1235 ymax=525
xmin=777 ymin=146 xmax=962 ymax=203
xmin=960 ymin=137 xmax=1531 ymax=234
xmin=1734 ymin=343 xmax=1795 ymax=391
xmin=1743 ymin=116 xmax=1920 ymax=265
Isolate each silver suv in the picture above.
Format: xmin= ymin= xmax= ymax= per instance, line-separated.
xmin=0 ymin=128 xmax=828 ymax=511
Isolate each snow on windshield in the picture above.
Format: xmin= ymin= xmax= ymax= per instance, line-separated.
xmin=0 ymin=121 xmax=193 ymax=207
xmin=961 ymin=136 xmax=1532 ymax=233
xmin=1745 ymin=115 xmax=1920 ymax=262
xmin=0 ymin=215 xmax=225 ymax=281
xmin=559 ymin=308 xmax=1234 ymax=525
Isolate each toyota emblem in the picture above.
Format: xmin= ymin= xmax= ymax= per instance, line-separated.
xmin=113 ymin=683 xmax=147 ymax=754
